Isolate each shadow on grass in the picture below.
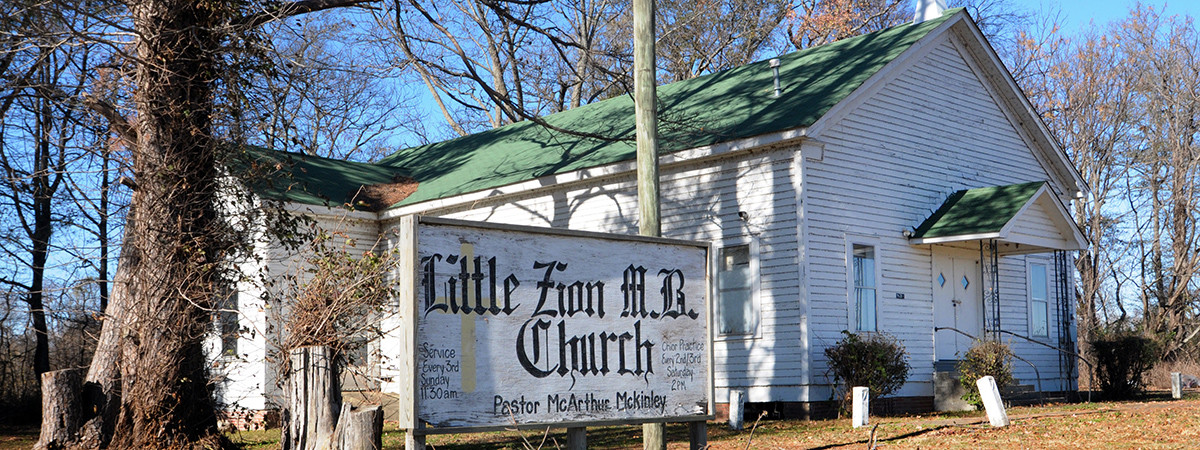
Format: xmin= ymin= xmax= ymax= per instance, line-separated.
xmin=222 ymin=391 xmax=1200 ymax=449
xmin=0 ymin=425 xmax=38 ymax=450
xmin=417 ymin=423 xmax=736 ymax=450
xmin=807 ymin=425 xmax=954 ymax=450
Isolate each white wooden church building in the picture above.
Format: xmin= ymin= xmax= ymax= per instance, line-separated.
xmin=211 ymin=6 xmax=1088 ymax=421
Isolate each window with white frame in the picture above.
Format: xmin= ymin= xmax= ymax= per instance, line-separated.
xmin=214 ymin=291 xmax=238 ymax=356
xmin=717 ymin=244 xmax=757 ymax=336
xmin=852 ymin=244 xmax=877 ymax=332
xmin=1029 ymin=262 xmax=1049 ymax=337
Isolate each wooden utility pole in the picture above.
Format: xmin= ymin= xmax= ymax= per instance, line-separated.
xmin=634 ymin=0 xmax=660 ymax=238
xmin=633 ymin=0 xmax=668 ymax=448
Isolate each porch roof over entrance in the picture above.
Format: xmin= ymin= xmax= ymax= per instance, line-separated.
xmin=908 ymin=181 xmax=1087 ymax=253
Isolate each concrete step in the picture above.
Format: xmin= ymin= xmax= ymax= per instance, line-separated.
xmin=1000 ymin=384 xmax=1035 ymax=396
xmin=1001 ymin=385 xmax=1047 ymax=406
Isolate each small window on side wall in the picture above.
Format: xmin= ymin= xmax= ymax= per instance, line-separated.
xmin=852 ymin=244 xmax=877 ymax=332
xmin=717 ymin=245 xmax=757 ymax=337
xmin=215 ymin=292 xmax=238 ymax=356
xmin=1029 ymin=262 xmax=1049 ymax=337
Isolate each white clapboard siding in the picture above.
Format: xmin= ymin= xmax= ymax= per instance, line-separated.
xmin=383 ymin=149 xmax=806 ymax=401
xmin=1006 ymin=196 xmax=1075 ymax=249
xmin=997 ymin=254 xmax=1075 ymax=391
xmin=802 ymin=35 xmax=1068 ymax=397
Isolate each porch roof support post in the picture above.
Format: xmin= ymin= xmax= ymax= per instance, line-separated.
xmin=981 ymin=239 xmax=1000 ymax=338
xmin=1054 ymin=250 xmax=1077 ymax=392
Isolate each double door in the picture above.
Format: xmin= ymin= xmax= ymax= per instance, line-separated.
xmin=933 ymin=250 xmax=981 ymax=361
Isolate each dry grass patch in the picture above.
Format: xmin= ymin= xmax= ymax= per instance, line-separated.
xmin=1147 ymin=358 xmax=1200 ymax=390
xmin=412 ymin=398 xmax=1200 ymax=449
xmin=218 ymin=395 xmax=1200 ymax=449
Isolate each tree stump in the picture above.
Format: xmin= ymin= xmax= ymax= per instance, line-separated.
xmin=283 ymin=346 xmax=342 ymax=450
xmin=332 ymin=402 xmax=383 ymax=450
xmin=35 ymin=368 xmax=86 ymax=450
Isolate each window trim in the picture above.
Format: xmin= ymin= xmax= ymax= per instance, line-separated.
xmin=714 ymin=240 xmax=761 ymax=340
xmin=1027 ymin=259 xmax=1051 ymax=339
xmin=846 ymin=236 xmax=882 ymax=333
xmin=215 ymin=290 xmax=239 ymax=358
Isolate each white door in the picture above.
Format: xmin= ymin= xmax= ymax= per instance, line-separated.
xmin=933 ymin=251 xmax=982 ymax=361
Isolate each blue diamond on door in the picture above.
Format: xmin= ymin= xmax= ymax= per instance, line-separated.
xmin=938 ymin=273 xmax=946 ymax=287
xmin=961 ymin=275 xmax=969 ymax=289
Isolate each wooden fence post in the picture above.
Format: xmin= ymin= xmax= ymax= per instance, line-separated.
xmin=729 ymin=390 xmax=745 ymax=430
xmin=687 ymin=421 xmax=707 ymax=450
xmin=643 ymin=422 xmax=666 ymax=450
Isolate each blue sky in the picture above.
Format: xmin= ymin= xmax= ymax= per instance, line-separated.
xmin=1016 ymin=0 xmax=1200 ymax=32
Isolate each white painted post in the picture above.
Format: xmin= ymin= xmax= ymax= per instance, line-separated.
xmin=728 ymin=390 xmax=745 ymax=430
xmin=976 ymin=376 xmax=1010 ymax=427
xmin=1172 ymin=372 xmax=1183 ymax=399
xmin=852 ymin=387 xmax=869 ymax=428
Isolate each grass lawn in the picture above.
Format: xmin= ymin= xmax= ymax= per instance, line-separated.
xmin=225 ymin=394 xmax=1200 ymax=449
xmin=6 ymin=394 xmax=1197 ymax=449
xmin=0 ymin=425 xmax=37 ymax=450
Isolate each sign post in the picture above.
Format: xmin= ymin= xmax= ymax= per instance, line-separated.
xmin=386 ymin=217 xmax=713 ymax=444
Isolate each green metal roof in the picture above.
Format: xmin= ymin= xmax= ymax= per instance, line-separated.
xmin=259 ymin=10 xmax=960 ymax=210
xmin=911 ymin=181 xmax=1047 ymax=240
xmin=241 ymin=146 xmax=405 ymax=208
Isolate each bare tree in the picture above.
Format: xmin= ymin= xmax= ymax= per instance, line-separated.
xmin=1118 ymin=5 xmax=1200 ymax=359
xmin=1021 ymin=21 xmax=1138 ymax=355
xmin=1018 ymin=3 xmax=1200 ymax=361
xmin=382 ymin=0 xmax=786 ymax=137
xmin=236 ymin=13 xmax=413 ymax=161
xmin=0 ymin=0 xmax=105 ymax=379
xmin=786 ymin=0 xmax=907 ymax=50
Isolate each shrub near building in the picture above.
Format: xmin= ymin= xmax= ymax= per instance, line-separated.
xmin=825 ymin=331 xmax=910 ymax=413
xmin=956 ymin=340 xmax=1014 ymax=410
xmin=1093 ymin=332 xmax=1160 ymax=400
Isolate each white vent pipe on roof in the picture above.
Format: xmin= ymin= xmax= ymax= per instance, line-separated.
xmin=770 ymin=58 xmax=781 ymax=98
xmin=913 ymin=0 xmax=947 ymax=24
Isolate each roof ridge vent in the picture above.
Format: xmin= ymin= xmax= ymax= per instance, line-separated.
xmin=913 ymin=0 xmax=947 ymax=24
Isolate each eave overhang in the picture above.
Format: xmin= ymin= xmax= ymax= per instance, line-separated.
xmin=909 ymin=181 xmax=1088 ymax=253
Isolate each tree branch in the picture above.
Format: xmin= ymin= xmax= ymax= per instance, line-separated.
xmin=234 ymin=0 xmax=380 ymax=31
xmin=0 ymin=276 xmax=32 ymax=292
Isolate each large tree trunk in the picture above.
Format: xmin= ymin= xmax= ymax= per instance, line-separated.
xmin=112 ymin=0 xmax=224 ymax=445
xmin=75 ymin=0 xmax=229 ymax=447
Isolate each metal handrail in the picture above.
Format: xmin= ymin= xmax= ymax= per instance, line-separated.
xmin=935 ymin=327 xmax=1044 ymax=405
xmin=995 ymin=329 xmax=1094 ymax=403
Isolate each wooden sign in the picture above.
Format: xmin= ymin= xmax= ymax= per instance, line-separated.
xmin=391 ymin=216 xmax=712 ymax=431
